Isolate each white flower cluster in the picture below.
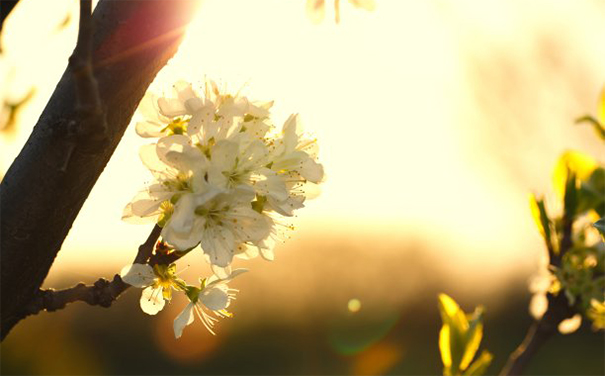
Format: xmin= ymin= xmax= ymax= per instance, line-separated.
xmin=121 ymin=79 xmax=324 ymax=338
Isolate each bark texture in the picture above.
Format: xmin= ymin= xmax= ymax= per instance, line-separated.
xmin=0 ymin=0 xmax=20 ymax=32
xmin=0 ymin=0 xmax=200 ymax=339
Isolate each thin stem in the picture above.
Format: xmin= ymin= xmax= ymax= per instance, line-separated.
xmin=22 ymin=225 xmax=162 ymax=317
xmin=500 ymin=283 xmax=575 ymax=375
xmin=0 ymin=0 xmax=200 ymax=340
xmin=133 ymin=224 xmax=162 ymax=264
xmin=500 ymin=176 xmax=579 ymax=375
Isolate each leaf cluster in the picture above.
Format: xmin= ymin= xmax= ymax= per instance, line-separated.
xmin=437 ymin=294 xmax=493 ymax=376
xmin=529 ymin=90 xmax=605 ymax=331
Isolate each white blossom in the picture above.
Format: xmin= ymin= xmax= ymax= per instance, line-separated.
xmin=120 ymin=263 xmax=185 ymax=315
xmin=124 ymin=79 xmax=324 ymax=271
xmin=161 ymin=186 xmax=271 ymax=267
xmin=122 ymin=78 xmax=326 ymax=338
xmin=174 ymin=269 xmax=247 ymax=338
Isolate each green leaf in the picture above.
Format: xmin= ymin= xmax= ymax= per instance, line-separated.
xmin=553 ymin=151 xmax=597 ymax=199
xmin=600 ymin=87 xmax=605 ymax=125
xmin=184 ymin=285 xmax=200 ymax=303
xmin=563 ymin=170 xmax=578 ymax=220
xmin=251 ymin=195 xmax=267 ymax=213
xmin=576 ymin=115 xmax=605 ymax=141
xmin=460 ymin=308 xmax=484 ymax=371
xmin=577 ymin=168 xmax=605 ymax=216
xmin=594 ymin=217 xmax=605 ymax=237
xmin=463 ymin=351 xmax=493 ymax=376
xmin=438 ymin=294 xmax=469 ymax=374
xmin=529 ymin=194 xmax=554 ymax=251
xmin=438 ymin=294 xmax=492 ymax=376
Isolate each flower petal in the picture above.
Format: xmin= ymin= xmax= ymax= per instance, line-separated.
xmin=255 ymin=172 xmax=288 ymax=202
xmin=282 ymin=113 xmax=302 ymax=152
xmin=140 ymin=285 xmax=166 ymax=315
xmin=129 ymin=188 xmax=172 ymax=218
xmin=120 ymin=263 xmax=155 ymax=288
xmin=168 ymin=194 xmax=196 ymax=233
xmin=121 ymin=202 xmax=159 ymax=224
xmin=211 ymin=264 xmax=232 ymax=280
xmin=158 ymin=97 xmax=187 ymax=117
xmin=558 ymin=314 xmax=582 ymax=334
xmin=266 ymin=195 xmax=305 ymax=217
xmin=174 ymin=80 xmax=196 ymax=102
xmin=139 ymin=144 xmax=172 ymax=179
xmin=138 ymin=91 xmax=162 ymax=121
xmin=207 ymin=267 xmax=248 ymax=287
xmin=157 ymin=135 xmax=206 ymax=173
xmin=173 ymin=303 xmax=195 ymax=339
xmin=211 ymin=140 xmax=239 ymax=171
xmin=135 ymin=120 xmax=166 ymax=138
xmin=161 ymin=197 xmax=205 ymax=251
xmin=200 ymin=226 xmax=235 ymax=268
xmin=230 ymin=206 xmax=271 ymax=242
xmin=300 ymin=158 xmax=324 ymax=183
xmin=200 ymin=287 xmax=229 ymax=311
xmin=260 ymin=246 xmax=275 ymax=261
xmin=306 ymin=0 xmax=326 ymax=24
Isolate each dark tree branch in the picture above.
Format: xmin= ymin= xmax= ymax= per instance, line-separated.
xmin=499 ymin=292 xmax=575 ymax=376
xmin=500 ymin=189 xmax=578 ymax=375
xmin=1 ymin=0 xmax=201 ymax=340
xmin=0 ymin=0 xmax=20 ymax=33
xmin=133 ymin=224 xmax=162 ymax=264
xmin=149 ymin=247 xmax=188 ymax=266
xmin=20 ymin=225 xmax=162 ymax=318
xmin=25 ymin=275 xmax=130 ymax=313
xmin=69 ymin=0 xmax=107 ymax=147
xmin=62 ymin=0 xmax=107 ymax=172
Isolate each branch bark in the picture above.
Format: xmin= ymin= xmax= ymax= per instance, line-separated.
xmin=0 ymin=0 xmax=20 ymax=32
xmin=21 ymin=225 xmax=161 ymax=318
xmin=500 ymin=186 xmax=578 ymax=375
xmin=499 ymin=292 xmax=575 ymax=376
xmin=0 ymin=0 xmax=200 ymax=340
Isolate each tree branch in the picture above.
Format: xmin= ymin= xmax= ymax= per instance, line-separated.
xmin=61 ymin=0 xmax=107 ymax=171
xmin=21 ymin=225 xmax=162 ymax=318
xmin=500 ymin=189 xmax=577 ymax=375
xmin=69 ymin=0 xmax=107 ymax=149
xmin=499 ymin=292 xmax=575 ymax=376
xmin=1 ymin=0 xmax=201 ymax=340
xmin=0 ymin=0 xmax=20 ymax=33
xmin=133 ymin=224 xmax=162 ymax=264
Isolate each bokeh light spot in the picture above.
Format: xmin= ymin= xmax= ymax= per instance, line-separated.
xmin=348 ymin=298 xmax=362 ymax=313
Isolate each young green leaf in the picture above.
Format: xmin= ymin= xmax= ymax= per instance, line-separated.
xmin=553 ymin=151 xmax=597 ymax=199
xmin=594 ymin=217 xmax=605 ymax=238
xmin=529 ymin=194 xmax=554 ymax=252
xmin=438 ymin=294 xmax=469 ymax=375
xmin=460 ymin=308 xmax=484 ymax=371
xmin=463 ymin=350 xmax=493 ymax=376
xmin=438 ymin=294 xmax=492 ymax=376
xmin=563 ymin=170 xmax=578 ymax=220
xmin=576 ymin=115 xmax=605 ymax=141
xmin=576 ymin=168 xmax=605 ymax=216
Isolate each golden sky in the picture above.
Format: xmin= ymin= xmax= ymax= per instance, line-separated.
xmin=1 ymin=0 xmax=604 ymax=285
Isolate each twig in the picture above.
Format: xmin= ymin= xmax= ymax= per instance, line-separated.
xmin=133 ymin=224 xmax=162 ymax=264
xmin=1 ymin=0 xmax=200 ymax=340
xmin=499 ymin=292 xmax=574 ymax=375
xmin=22 ymin=225 xmax=161 ymax=317
xmin=149 ymin=249 xmax=187 ymax=266
xmin=500 ymin=188 xmax=577 ymax=375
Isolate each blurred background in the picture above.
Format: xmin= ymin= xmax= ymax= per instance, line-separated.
xmin=1 ymin=0 xmax=604 ymax=374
